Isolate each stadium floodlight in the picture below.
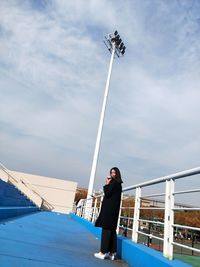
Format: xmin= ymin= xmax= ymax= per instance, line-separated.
xmin=104 ymin=30 xmax=126 ymax=57
xmin=85 ymin=31 xmax=126 ymax=219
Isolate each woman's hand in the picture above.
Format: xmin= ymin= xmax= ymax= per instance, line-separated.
xmin=106 ymin=176 xmax=112 ymax=185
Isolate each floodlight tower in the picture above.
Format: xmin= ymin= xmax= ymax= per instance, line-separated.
xmin=85 ymin=31 xmax=126 ymax=219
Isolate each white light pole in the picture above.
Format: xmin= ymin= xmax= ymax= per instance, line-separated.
xmin=85 ymin=31 xmax=126 ymax=220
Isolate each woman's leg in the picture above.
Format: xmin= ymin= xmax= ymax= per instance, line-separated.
xmin=108 ymin=230 xmax=117 ymax=254
xmin=100 ymin=229 xmax=111 ymax=254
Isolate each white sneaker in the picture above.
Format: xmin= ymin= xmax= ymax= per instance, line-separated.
xmin=94 ymin=252 xmax=106 ymax=260
xmin=107 ymin=252 xmax=117 ymax=260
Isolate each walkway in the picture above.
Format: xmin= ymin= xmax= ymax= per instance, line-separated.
xmin=0 ymin=211 xmax=129 ymax=267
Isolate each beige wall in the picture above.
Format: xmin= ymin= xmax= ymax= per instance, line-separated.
xmin=0 ymin=170 xmax=77 ymax=214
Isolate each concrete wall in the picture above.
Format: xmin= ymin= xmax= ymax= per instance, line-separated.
xmin=0 ymin=170 xmax=77 ymax=214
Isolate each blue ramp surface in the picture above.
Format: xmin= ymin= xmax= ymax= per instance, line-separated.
xmin=0 ymin=211 xmax=129 ymax=267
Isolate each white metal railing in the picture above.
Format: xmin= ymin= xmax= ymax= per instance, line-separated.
xmin=74 ymin=166 xmax=200 ymax=260
xmin=0 ymin=162 xmax=54 ymax=210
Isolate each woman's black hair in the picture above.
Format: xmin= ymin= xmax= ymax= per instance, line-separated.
xmin=110 ymin=167 xmax=123 ymax=183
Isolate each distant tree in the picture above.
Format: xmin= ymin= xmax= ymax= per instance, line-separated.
xmin=175 ymin=211 xmax=200 ymax=228
xmin=121 ymin=197 xmax=135 ymax=217
xmin=74 ymin=188 xmax=87 ymax=202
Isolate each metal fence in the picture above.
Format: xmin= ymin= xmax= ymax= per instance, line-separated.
xmin=74 ymin=167 xmax=200 ymax=260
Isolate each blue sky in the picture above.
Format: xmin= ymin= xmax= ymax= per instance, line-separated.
xmin=0 ymin=0 xmax=200 ymax=203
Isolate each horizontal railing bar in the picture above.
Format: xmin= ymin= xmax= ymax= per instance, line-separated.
xmin=138 ymin=219 xmax=164 ymax=225
xmin=172 ymin=242 xmax=200 ymax=253
xmin=120 ymin=216 xmax=134 ymax=220
xmin=137 ymin=230 xmax=164 ymax=241
xmin=141 ymin=193 xmax=165 ymax=198
xmin=140 ymin=207 xmax=165 ymax=210
xmin=121 ymin=207 xmax=135 ymax=209
xmin=172 ymin=224 xmax=200 ymax=232
xmin=118 ymin=225 xmax=133 ymax=231
xmin=173 ymin=188 xmax=200 ymax=195
xmin=173 ymin=208 xmax=200 ymax=211
xmin=123 ymin=166 xmax=200 ymax=192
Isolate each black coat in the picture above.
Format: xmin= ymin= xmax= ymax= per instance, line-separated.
xmin=95 ymin=179 xmax=122 ymax=230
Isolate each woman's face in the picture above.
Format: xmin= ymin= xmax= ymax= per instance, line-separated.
xmin=110 ymin=169 xmax=116 ymax=178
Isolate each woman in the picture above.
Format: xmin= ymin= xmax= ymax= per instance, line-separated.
xmin=94 ymin=167 xmax=123 ymax=260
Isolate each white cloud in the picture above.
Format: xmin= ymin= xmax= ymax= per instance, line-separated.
xmin=0 ymin=1 xmax=200 ymax=204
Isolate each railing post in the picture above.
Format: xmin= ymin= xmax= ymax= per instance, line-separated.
xmin=84 ymin=197 xmax=93 ymax=221
xmin=92 ymin=197 xmax=98 ymax=223
xmin=132 ymin=187 xmax=141 ymax=242
xmin=163 ymin=179 xmax=174 ymax=260
xmin=80 ymin=201 xmax=83 ymax=217
xmin=117 ymin=193 xmax=123 ymax=234
xmin=95 ymin=195 xmax=103 ymax=220
xmin=81 ymin=200 xmax=86 ymax=218
xmin=88 ymin=198 xmax=94 ymax=222
xmin=84 ymin=198 xmax=89 ymax=220
xmin=99 ymin=195 xmax=103 ymax=212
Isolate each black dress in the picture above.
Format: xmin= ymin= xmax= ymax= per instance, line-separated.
xmin=95 ymin=179 xmax=122 ymax=230
xmin=95 ymin=179 xmax=122 ymax=254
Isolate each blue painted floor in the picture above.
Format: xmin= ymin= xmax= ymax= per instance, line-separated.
xmin=0 ymin=211 xmax=129 ymax=267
